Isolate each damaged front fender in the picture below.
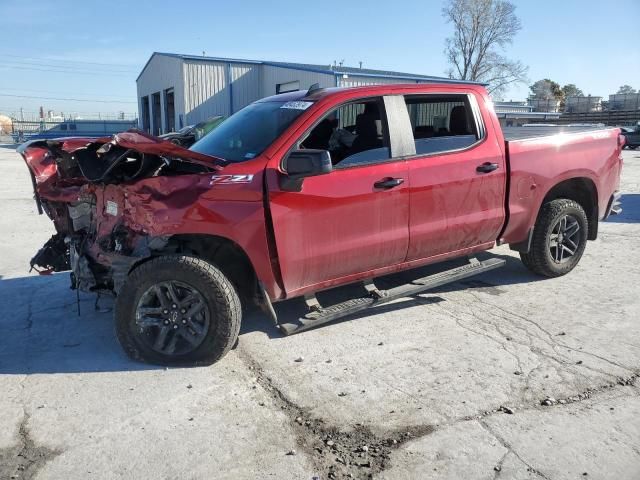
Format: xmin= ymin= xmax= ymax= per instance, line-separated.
xmin=18 ymin=130 xmax=230 ymax=294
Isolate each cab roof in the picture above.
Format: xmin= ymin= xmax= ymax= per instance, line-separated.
xmin=257 ymin=83 xmax=486 ymax=103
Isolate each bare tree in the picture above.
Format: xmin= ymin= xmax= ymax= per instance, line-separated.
xmin=443 ymin=0 xmax=528 ymax=97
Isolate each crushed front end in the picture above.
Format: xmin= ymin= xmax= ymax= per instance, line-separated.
xmin=19 ymin=130 xmax=222 ymax=295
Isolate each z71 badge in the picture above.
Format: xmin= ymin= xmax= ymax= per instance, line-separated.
xmin=209 ymin=174 xmax=254 ymax=186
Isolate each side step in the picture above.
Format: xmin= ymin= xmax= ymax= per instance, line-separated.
xmin=277 ymin=256 xmax=505 ymax=336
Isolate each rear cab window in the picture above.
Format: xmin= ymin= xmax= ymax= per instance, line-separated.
xmin=403 ymin=94 xmax=483 ymax=156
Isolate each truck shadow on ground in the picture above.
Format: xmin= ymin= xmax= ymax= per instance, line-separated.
xmin=605 ymin=194 xmax=640 ymax=223
xmin=0 ymin=254 xmax=538 ymax=375
xmin=0 ymin=273 xmax=160 ymax=375
xmin=240 ymin=253 xmax=541 ymax=337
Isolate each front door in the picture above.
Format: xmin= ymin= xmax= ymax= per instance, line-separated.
xmin=266 ymin=96 xmax=412 ymax=296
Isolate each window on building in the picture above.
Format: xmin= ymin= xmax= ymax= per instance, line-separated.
xmin=151 ymin=92 xmax=161 ymax=136
xmin=141 ymin=96 xmax=150 ymax=133
xmin=301 ymin=98 xmax=390 ymax=168
xmin=276 ymin=81 xmax=300 ymax=94
xmin=164 ymin=88 xmax=175 ymax=133
xmin=404 ymin=95 xmax=480 ymax=156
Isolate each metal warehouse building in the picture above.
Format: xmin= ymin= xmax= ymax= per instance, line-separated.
xmin=136 ymin=52 xmax=463 ymax=135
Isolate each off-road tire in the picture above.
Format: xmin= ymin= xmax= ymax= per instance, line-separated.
xmin=115 ymin=255 xmax=241 ymax=366
xmin=520 ymin=199 xmax=588 ymax=278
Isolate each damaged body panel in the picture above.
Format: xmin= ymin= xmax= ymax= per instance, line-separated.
xmin=19 ymin=130 xmax=278 ymax=298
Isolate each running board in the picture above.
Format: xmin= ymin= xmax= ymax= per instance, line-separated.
xmin=277 ymin=257 xmax=505 ymax=336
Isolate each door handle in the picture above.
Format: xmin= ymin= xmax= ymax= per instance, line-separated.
xmin=476 ymin=162 xmax=499 ymax=173
xmin=374 ymin=177 xmax=404 ymax=189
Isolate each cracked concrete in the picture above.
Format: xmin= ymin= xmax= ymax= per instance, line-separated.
xmin=0 ymin=411 xmax=60 ymax=480
xmin=1 ymin=145 xmax=639 ymax=479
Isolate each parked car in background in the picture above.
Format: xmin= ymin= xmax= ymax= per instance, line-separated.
xmin=19 ymin=82 xmax=624 ymax=366
xmin=159 ymin=116 xmax=225 ymax=147
xmin=620 ymin=124 xmax=640 ymax=149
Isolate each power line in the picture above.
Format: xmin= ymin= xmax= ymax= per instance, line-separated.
xmin=0 ymin=87 xmax=134 ymax=101
xmin=0 ymin=53 xmax=140 ymax=70
xmin=0 ymin=64 xmax=134 ymax=77
xmin=0 ymin=58 xmax=137 ymax=73
xmin=0 ymin=94 xmax=137 ymax=104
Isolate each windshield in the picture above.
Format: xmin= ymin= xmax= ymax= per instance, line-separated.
xmin=193 ymin=116 xmax=225 ymax=141
xmin=190 ymin=100 xmax=312 ymax=162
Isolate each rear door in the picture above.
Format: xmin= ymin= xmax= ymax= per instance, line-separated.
xmin=401 ymin=92 xmax=507 ymax=260
xmin=266 ymin=95 xmax=412 ymax=296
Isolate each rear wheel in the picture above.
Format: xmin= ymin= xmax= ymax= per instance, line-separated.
xmin=520 ymin=199 xmax=588 ymax=278
xmin=115 ymin=255 xmax=241 ymax=366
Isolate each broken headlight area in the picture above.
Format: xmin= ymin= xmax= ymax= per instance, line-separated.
xmin=32 ymin=229 xmax=170 ymax=295
xmin=30 ymin=233 xmax=70 ymax=274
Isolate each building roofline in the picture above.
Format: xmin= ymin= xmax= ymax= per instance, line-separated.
xmin=137 ymin=52 xmax=485 ymax=86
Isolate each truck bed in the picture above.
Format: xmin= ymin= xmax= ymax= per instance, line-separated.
xmin=500 ymin=126 xmax=622 ymax=247
xmin=502 ymin=125 xmax=611 ymax=141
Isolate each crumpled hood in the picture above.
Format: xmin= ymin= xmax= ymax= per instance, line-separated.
xmin=18 ymin=129 xmax=225 ymax=191
xmin=109 ymin=130 xmax=224 ymax=166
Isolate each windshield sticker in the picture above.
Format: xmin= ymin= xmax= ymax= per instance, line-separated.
xmin=280 ymin=101 xmax=313 ymax=110
xmin=244 ymin=152 xmax=256 ymax=159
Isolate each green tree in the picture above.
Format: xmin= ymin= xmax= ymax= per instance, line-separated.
xmin=561 ymin=84 xmax=584 ymax=98
xmin=616 ymin=85 xmax=637 ymax=94
xmin=530 ymin=79 xmax=563 ymax=100
xmin=442 ymin=0 xmax=528 ymax=97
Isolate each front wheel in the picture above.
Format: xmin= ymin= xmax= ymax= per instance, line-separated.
xmin=520 ymin=199 xmax=588 ymax=278
xmin=115 ymin=255 xmax=241 ymax=366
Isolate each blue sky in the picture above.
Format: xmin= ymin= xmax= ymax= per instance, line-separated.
xmin=1 ymin=0 xmax=639 ymax=118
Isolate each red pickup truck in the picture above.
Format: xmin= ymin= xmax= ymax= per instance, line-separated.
xmin=19 ymin=82 xmax=624 ymax=365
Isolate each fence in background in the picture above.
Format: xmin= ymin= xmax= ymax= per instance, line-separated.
xmin=9 ymin=119 xmax=138 ymax=143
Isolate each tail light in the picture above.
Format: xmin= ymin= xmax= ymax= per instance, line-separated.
xmin=618 ymin=133 xmax=626 ymax=149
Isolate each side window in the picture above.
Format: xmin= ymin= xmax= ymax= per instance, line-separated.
xmin=69 ymin=124 xmax=77 ymax=131
xmin=404 ymin=95 xmax=480 ymax=156
xmin=300 ymin=98 xmax=390 ymax=168
xmin=60 ymin=124 xmax=68 ymax=131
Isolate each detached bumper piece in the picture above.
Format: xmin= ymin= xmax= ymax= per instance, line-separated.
xmin=30 ymin=233 xmax=70 ymax=274
xmin=277 ymin=256 xmax=506 ymax=336
xmin=604 ymin=191 xmax=623 ymax=219
xmin=610 ymin=192 xmax=623 ymax=216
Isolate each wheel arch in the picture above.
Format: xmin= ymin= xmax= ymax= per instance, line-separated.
xmin=128 ymin=233 xmax=260 ymax=305
xmin=539 ymin=177 xmax=599 ymax=240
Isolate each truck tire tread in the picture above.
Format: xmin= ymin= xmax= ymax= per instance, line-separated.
xmin=115 ymin=255 xmax=241 ymax=366
xmin=520 ymin=199 xmax=588 ymax=278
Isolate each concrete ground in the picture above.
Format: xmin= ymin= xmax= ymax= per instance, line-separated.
xmin=0 ymin=142 xmax=639 ymax=480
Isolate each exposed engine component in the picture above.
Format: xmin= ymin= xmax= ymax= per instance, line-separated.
xmin=19 ymin=130 xmax=224 ymax=296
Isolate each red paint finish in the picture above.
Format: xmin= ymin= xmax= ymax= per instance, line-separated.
xmin=405 ymin=92 xmax=506 ymax=261
xmin=500 ymin=128 xmax=623 ymax=244
xmin=266 ymin=160 xmax=410 ymax=295
xmin=19 ymin=84 xmax=624 ymax=304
